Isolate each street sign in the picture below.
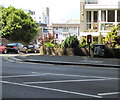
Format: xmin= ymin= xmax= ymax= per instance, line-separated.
xmin=87 ymin=35 xmax=92 ymax=43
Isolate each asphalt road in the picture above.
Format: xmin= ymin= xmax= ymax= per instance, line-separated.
xmin=1 ymin=55 xmax=120 ymax=99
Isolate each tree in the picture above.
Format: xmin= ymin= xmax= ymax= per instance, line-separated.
xmin=104 ymin=25 xmax=120 ymax=48
xmin=0 ymin=6 xmax=38 ymax=44
xmin=61 ymin=35 xmax=79 ymax=48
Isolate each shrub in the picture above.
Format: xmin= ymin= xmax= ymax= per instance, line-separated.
xmin=44 ymin=43 xmax=56 ymax=47
xmin=80 ymin=37 xmax=87 ymax=48
xmin=61 ymin=35 xmax=79 ymax=48
xmin=103 ymin=25 xmax=120 ymax=48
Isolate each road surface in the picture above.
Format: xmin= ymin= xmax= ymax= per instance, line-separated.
xmin=0 ymin=55 xmax=119 ymax=99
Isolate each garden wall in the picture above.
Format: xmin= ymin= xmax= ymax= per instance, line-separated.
xmin=39 ymin=46 xmax=120 ymax=58
xmin=39 ymin=46 xmax=93 ymax=57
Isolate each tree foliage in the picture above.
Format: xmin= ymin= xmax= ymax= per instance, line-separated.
xmin=80 ymin=36 xmax=87 ymax=48
xmin=104 ymin=25 xmax=120 ymax=48
xmin=0 ymin=6 xmax=38 ymax=43
xmin=61 ymin=35 xmax=79 ymax=48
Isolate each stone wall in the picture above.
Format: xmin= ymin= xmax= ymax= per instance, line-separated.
xmin=39 ymin=46 xmax=120 ymax=58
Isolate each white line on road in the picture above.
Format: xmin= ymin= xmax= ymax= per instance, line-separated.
xmin=1 ymin=72 xmax=119 ymax=80
xmin=1 ymin=81 xmax=102 ymax=98
xmin=23 ymin=78 xmax=114 ymax=84
xmin=0 ymin=74 xmax=47 ymax=78
xmin=32 ymin=72 xmax=119 ymax=80
xmin=98 ymin=92 xmax=120 ymax=96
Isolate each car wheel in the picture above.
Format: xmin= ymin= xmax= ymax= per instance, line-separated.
xmin=25 ymin=50 xmax=28 ymax=54
xmin=3 ymin=49 xmax=7 ymax=54
xmin=34 ymin=50 xmax=37 ymax=53
xmin=16 ymin=50 xmax=20 ymax=54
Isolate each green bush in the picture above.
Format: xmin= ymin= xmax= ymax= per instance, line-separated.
xmin=104 ymin=25 xmax=120 ymax=48
xmin=80 ymin=37 xmax=87 ymax=48
xmin=90 ymin=41 xmax=98 ymax=48
xmin=61 ymin=35 xmax=79 ymax=48
xmin=44 ymin=43 xmax=56 ymax=47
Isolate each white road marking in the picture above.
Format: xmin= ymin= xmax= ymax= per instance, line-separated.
xmin=98 ymin=92 xmax=120 ymax=96
xmin=32 ymin=72 xmax=119 ymax=80
xmin=1 ymin=81 xmax=102 ymax=98
xmin=1 ymin=72 xmax=119 ymax=80
xmin=23 ymin=78 xmax=114 ymax=84
xmin=1 ymin=74 xmax=47 ymax=78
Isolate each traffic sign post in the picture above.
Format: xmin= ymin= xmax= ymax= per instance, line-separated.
xmin=87 ymin=35 xmax=92 ymax=56
xmin=87 ymin=35 xmax=92 ymax=44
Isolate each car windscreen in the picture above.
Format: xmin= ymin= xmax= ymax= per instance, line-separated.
xmin=7 ymin=43 xmax=17 ymax=46
xmin=28 ymin=45 xmax=34 ymax=48
xmin=33 ymin=44 xmax=39 ymax=48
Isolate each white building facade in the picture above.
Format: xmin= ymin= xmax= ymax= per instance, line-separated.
xmin=80 ymin=0 xmax=120 ymax=43
xmin=52 ymin=23 xmax=80 ymax=44
xmin=23 ymin=9 xmax=41 ymax=24
xmin=42 ymin=7 xmax=50 ymax=25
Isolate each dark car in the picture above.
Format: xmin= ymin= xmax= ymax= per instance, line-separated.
xmin=27 ymin=44 xmax=39 ymax=53
xmin=6 ymin=43 xmax=28 ymax=54
xmin=0 ymin=43 xmax=7 ymax=54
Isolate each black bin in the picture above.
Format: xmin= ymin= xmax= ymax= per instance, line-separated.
xmin=93 ymin=44 xmax=105 ymax=57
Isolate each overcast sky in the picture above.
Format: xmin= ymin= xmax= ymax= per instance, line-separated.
xmin=1 ymin=0 xmax=80 ymax=24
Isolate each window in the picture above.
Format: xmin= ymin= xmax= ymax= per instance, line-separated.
xmin=56 ymin=27 xmax=58 ymax=30
xmin=87 ymin=24 xmax=91 ymax=30
xmin=93 ymin=11 xmax=98 ymax=22
xmin=86 ymin=11 xmax=91 ymax=22
xmin=108 ymin=10 xmax=115 ymax=22
xmin=93 ymin=23 xmax=98 ymax=30
xmin=101 ymin=23 xmax=115 ymax=31
xmin=101 ymin=10 xmax=106 ymax=21
xmin=73 ymin=27 xmax=76 ymax=30
xmin=117 ymin=10 xmax=120 ymax=22
xmin=63 ymin=27 xmax=66 ymax=31
xmin=101 ymin=24 xmax=105 ymax=30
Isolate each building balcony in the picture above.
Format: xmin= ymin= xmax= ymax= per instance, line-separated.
xmin=85 ymin=4 xmax=119 ymax=10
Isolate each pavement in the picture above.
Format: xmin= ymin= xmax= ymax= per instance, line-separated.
xmin=11 ymin=54 xmax=120 ymax=68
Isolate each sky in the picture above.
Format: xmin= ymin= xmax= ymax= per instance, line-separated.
xmin=1 ymin=0 xmax=80 ymax=24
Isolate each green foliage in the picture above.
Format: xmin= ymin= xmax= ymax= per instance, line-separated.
xmin=80 ymin=37 xmax=87 ymax=48
xmin=61 ymin=35 xmax=79 ymax=48
xmin=44 ymin=43 xmax=56 ymax=47
xmin=104 ymin=25 xmax=120 ymax=48
xmin=90 ymin=41 xmax=98 ymax=48
xmin=0 ymin=6 xmax=38 ymax=43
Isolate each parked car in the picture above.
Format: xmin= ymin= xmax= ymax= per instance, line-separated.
xmin=6 ymin=43 xmax=28 ymax=54
xmin=0 ymin=43 xmax=7 ymax=54
xmin=27 ymin=44 xmax=39 ymax=53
